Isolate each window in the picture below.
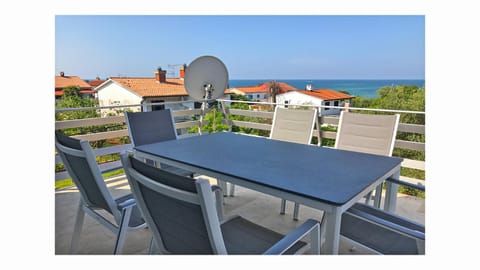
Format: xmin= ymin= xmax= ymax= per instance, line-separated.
xmin=325 ymin=101 xmax=330 ymax=110
xmin=284 ymin=100 xmax=289 ymax=108
xmin=248 ymin=95 xmax=253 ymax=99
xmin=334 ymin=100 xmax=339 ymax=107
xmin=151 ymin=100 xmax=165 ymax=111
xmin=257 ymin=94 xmax=260 ymax=98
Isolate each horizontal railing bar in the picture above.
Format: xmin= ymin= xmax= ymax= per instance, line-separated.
xmin=55 ymin=100 xmax=198 ymax=113
xmin=55 ymin=115 xmax=126 ymax=130
xmin=397 ymin=123 xmax=425 ymax=134
xmin=72 ymin=130 xmax=129 ymax=141
xmin=320 ymin=116 xmax=340 ymax=125
xmin=172 ymin=108 xmax=203 ymax=117
xmin=218 ymin=99 xmax=425 ymax=115
xmin=320 ymin=131 xmax=337 ymax=140
xmin=401 ymin=158 xmax=425 ymax=171
xmin=175 ymin=120 xmax=208 ymax=129
xmin=394 ymin=140 xmax=425 ymax=152
xmin=398 ymin=176 xmax=425 ymax=188
xmin=55 ymin=144 xmax=132 ymax=164
xmin=228 ymin=109 xmax=274 ymax=119
xmin=230 ymin=120 xmax=272 ymax=131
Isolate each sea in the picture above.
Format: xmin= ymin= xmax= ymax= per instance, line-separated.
xmin=228 ymin=79 xmax=425 ymax=98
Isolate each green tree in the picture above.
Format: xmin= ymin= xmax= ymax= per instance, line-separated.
xmin=373 ymin=85 xmax=425 ymax=125
xmin=194 ymin=108 xmax=229 ymax=133
xmin=55 ymin=85 xmax=99 ymax=122
xmin=351 ymin=96 xmax=373 ymax=108
xmin=55 ymin=85 xmax=115 ymax=148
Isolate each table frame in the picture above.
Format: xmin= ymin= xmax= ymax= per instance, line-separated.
xmin=134 ymin=133 xmax=401 ymax=254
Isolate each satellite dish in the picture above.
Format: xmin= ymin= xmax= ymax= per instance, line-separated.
xmin=184 ymin=56 xmax=229 ymax=102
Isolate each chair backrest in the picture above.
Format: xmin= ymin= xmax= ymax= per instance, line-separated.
xmin=269 ymin=107 xmax=318 ymax=145
xmin=125 ymin=109 xmax=178 ymax=147
xmin=121 ymin=152 xmax=226 ymax=254
xmin=335 ymin=111 xmax=400 ymax=156
xmin=55 ymin=131 xmax=119 ymax=219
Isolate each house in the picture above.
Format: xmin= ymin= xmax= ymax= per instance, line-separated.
xmin=87 ymin=77 xmax=106 ymax=88
xmin=95 ymin=66 xmax=231 ymax=116
xmin=55 ymin=72 xmax=95 ymax=100
xmin=229 ymin=81 xmax=297 ymax=102
xmin=276 ymin=88 xmax=354 ymax=115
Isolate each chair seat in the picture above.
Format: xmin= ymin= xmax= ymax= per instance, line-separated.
xmin=340 ymin=203 xmax=424 ymax=254
xmin=221 ymin=216 xmax=307 ymax=254
xmin=114 ymin=193 xmax=145 ymax=227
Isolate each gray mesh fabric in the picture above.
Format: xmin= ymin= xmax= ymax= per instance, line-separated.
xmin=126 ymin=110 xmax=177 ymax=146
xmin=336 ymin=112 xmax=397 ymax=156
xmin=126 ymin=110 xmax=194 ymax=177
xmin=130 ymin=156 xmax=213 ymax=254
xmin=341 ymin=203 xmax=424 ymax=254
xmin=55 ymin=131 xmax=112 ymax=213
xmin=270 ymin=107 xmax=316 ymax=144
xmin=221 ymin=216 xmax=306 ymax=254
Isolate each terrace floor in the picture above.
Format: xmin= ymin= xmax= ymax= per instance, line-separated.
xmin=55 ymin=174 xmax=425 ymax=255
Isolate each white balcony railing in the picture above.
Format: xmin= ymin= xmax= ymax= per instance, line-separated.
xmin=55 ymin=99 xmax=425 ymax=194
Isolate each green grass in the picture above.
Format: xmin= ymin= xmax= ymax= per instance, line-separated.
xmin=55 ymin=168 xmax=125 ymax=189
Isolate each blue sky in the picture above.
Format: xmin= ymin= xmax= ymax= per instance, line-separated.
xmin=55 ymin=15 xmax=424 ymax=80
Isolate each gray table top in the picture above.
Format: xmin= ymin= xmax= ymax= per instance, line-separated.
xmin=135 ymin=132 xmax=403 ymax=206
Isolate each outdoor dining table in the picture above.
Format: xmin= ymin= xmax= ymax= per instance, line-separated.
xmin=133 ymin=131 xmax=403 ymax=254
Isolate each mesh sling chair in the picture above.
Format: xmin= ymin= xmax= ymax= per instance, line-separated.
xmin=230 ymin=106 xmax=319 ymax=203
xmin=125 ymin=109 xmax=195 ymax=177
xmin=340 ymin=197 xmax=425 ymax=254
xmin=125 ymin=108 xmax=226 ymax=207
xmin=121 ymin=151 xmax=322 ymax=255
xmin=55 ymin=131 xmax=147 ymax=254
xmin=287 ymin=111 xmax=400 ymax=220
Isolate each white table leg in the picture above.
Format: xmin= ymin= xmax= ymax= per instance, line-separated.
xmin=384 ymin=170 xmax=400 ymax=213
xmin=322 ymin=207 xmax=342 ymax=254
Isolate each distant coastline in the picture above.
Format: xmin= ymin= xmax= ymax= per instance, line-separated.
xmin=228 ymin=79 xmax=425 ymax=98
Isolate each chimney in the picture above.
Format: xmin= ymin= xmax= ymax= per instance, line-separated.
xmin=60 ymin=71 xmax=65 ymax=77
xmin=179 ymin=64 xmax=187 ymax=80
xmin=155 ymin=67 xmax=166 ymax=83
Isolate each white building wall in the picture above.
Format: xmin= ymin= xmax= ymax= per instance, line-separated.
xmin=230 ymin=89 xmax=268 ymax=101
xmin=276 ymin=91 xmax=344 ymax=115
xmin=143 ymin=96 xmax=194 ymax=111
xmin=276 ymin=91 xmax=323 ymax=107
xmin=97 ymin=82 xmax=142 ymax=115
xmin=245 ymin=92 xmax=267 ymax=101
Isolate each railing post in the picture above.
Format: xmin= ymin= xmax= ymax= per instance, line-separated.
xmin=344 ymin=101 xmax=350 ymax=112
xmin=220 ymin=101 xmax=232 ymax=132
xmin=315 ymin=106 xmax=321 ymax=146
xmin=198 ymin=105 xmax=204 ymax=135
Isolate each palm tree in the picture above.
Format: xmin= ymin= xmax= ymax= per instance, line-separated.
xmin=268 ymin=80 xmax=281 ymax=105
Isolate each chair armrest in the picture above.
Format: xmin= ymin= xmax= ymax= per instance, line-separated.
xmin=118 ymin=198 xmax=136 ymax=209
xmin=211 ymin=185 xmax=224 ymax=221
xmin=263 ymin=219 xmax=321 ymax=255
xmin=386 ymin=177 xmax=425 ymax=192
xmin=346 ymin=205 xmax=425 ymax=241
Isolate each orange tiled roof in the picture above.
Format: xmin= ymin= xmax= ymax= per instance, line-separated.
xmin=55 ymin=89 xmax=96 ymax=97
xmin=55 ymin=75 xmax=92 ymax=89
xmin=88 ymin=79 xmax=106 ymax=87
xmin=111 ymin=77 xmax=188 ymax=97
xmin=231 ymin=82 xmax=298 ymax=94
xmin=299 ymin=89 xmax=354 ymax=100
xmin=111 ymin=77 xmax=232 ymax=97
